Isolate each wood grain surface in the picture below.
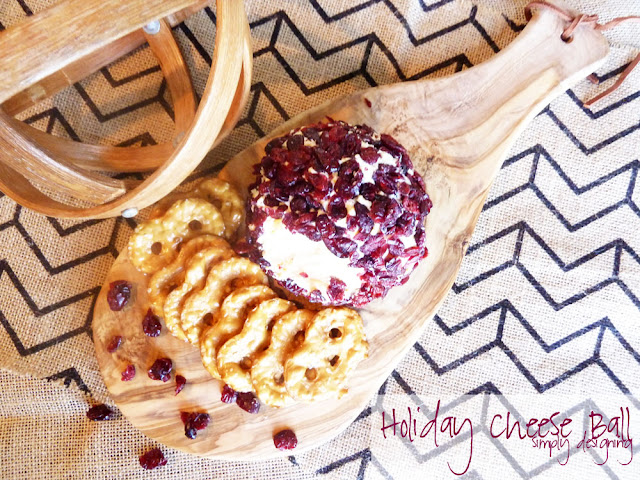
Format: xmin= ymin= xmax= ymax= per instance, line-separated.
xmin=93 ymin=4 xmax=609 ymax=460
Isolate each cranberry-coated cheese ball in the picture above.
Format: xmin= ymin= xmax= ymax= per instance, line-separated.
xmin=246 ymin=120 xmax=431 ymax=307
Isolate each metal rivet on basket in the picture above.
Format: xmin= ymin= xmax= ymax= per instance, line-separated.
xmin=143 ymin=20 xmax=161 ymax=35
xmin=121 ymin=207 xmax=139 ymax=218
xmin=173 ymin=131 xmax=185 ymax=147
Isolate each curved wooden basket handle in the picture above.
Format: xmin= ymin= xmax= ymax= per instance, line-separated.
xmin=0 ymin=0 xmax=250 ymax=218
xmin=3 ymin=16 xmax=198 ymax=174
xmin=5 ymin=15 xmax=253 ymax=174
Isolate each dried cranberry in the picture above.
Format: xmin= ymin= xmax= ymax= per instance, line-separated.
xmin=325 ymin=237 xmax=356 ymax=258
xmin=175 ymin=375 xmax=186 ymax=395
xmin=273 ymin=429 xmax=298 ymax=450
xmin=181 ymin=412 xmax=210 ymax=439
xmin=316 ymin=215 xmax=336 ymax=239
xmin=327 ymin=198 xmax=347 ymax=220
xmin=192 ymin=413 xmax=210 ymax=430
xmin=354 ymin=203 xmax=373 ymax=234
xmin=395 ymin=212 xmax=415 ymax=237
xmin=290 ymin=196 xmax=307 ymax=214
xmin=420 ymin=197 xmax=433 ymax=215
xmin=106 ymin=335 xmax=122 ymax=353
xmin=380 ymin=133 xmax=407 ymax=154
xmin=318 ymin=145 xmax=341 ymax=172
xmin=287 ymin=134 xmax=304 ymax=151
xmin=221 ymin=384 xmax=238 ymax=404
xmin=402 ymin=196 xmax=421 ymax=214
xmin=107 ymin=280 xmax=131 ymax=311
xmin=121 ymin=364 xmax=136 ymax=381
xmin=148 ymin=358 xmax=172 ymax=382
xmin=142 ymin=309 xmax=162 ymax=337
xmin=342 ymin=133 xmax=361 ymax=156
xmin=304 ymin=126 xmax=320 ymax=142
xmin=370 ymin=197 xmax=390 ymax=221
xmin=355 ymin=256 xmax=375 ymax=269
xmin=327 ymin=277 xmax=347 ymax=302
xmin=236 ymin=392 xmax=261 ymax=414
xmin=275 ymin=165 xmax=298 ymax=187
xmin=382 ymin=199 xmax=402 ymax=227
xmin=265 ymin=136 xmax=286 ymax=153
xmin=139 ymin=448 xmax=167 ymax=470
xmin=264 ymin=195 xmax=280 ymax=207
xmin=306 ymin=172 xmax=329 ymax=192
xmin=86 ymin=404 xmax=114 ymax=421
xmin=296 ymin=223 xmax=321 ymax=242
xmin=385 ymin=258 xmax=403 ymax=275
xmin=361 ymin=234 xmax=386 ymax=255
xmin=389 ymin=242 xmax=405 ymax=257
xmin=309 ymin=289 xmax=324 ymax=303
xmin=376 ymin=174 xmax=399 ymax=195
xmin=273 ymin=185 xmax=290 ymax=202
xmin=415 ymin=225 xmax=426 ymax=247
xmin=233 ymin=239 xmax=252 ymax=256
xmin=359 ymin=183 xmax=377 ymax=201
xmin=359 ymin=146 xmax=378 ymax=164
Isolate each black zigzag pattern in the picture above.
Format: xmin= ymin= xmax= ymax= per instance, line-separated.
xmin=1 ymin=1 xmax=639 ymax=478
xmin=46 ymin=367 xmax=91 ymax=394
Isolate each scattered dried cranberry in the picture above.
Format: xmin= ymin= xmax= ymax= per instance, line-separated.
xmin=107 ymin=280 xmax=132 ymax=311
xmin=233 ymin=239 xmax=252 ymax=255
xmin=86 ymin=404 xmax=114 ymax=421
xmin=106 ymin=335 xmax=122 ymax=353
xmin=192 ymin=413 xmax=210 ymax=430
xmin=273 ymin=429 xmax=298 ymax=450
xmin=175 ymin=375 xmax=186 ymax=395
xmin=139 ymin=448 xmax=167 ymax=470
xmin=147 ymin=358 xmax=172 ymax=382
xmin=236 ymin=391 xmax=260 ymax=414
xmin=142 ymin=309 xmax=162 ymax=337
xmin=121 ymin=364 xmax=136 ymax=381
xmin=221 ymin=384 xmax=238 ymax=404
xmin=180 ymin=412 xmax=210 ymax=439
xmin=185 ymin=425 xmax=197 ymax=439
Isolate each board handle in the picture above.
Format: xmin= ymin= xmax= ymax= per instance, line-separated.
xmin=380 ymin=0 xmax=610 ymax=169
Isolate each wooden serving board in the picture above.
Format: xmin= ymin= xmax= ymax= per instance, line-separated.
xmin=93 ymin=3 xmax=609 ymax=460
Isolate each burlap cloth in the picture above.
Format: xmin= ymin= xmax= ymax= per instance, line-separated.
xmin=1 ymin=1 xmax=639 ymax=478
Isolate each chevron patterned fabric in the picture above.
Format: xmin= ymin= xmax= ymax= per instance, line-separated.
xmin=0 ymin=0 xmax=639 ymax=479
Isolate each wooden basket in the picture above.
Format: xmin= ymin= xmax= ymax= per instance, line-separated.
xmin=0 ymin=0 xmax=252 ymax=219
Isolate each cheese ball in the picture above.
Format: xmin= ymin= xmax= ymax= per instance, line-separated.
xmin=246 ymin=120 xmax=431 ymax=307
